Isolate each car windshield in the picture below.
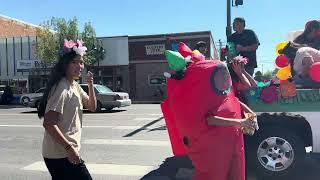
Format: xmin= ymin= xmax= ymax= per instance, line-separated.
xmin=95 ymin=85 xmax=113 ymax=93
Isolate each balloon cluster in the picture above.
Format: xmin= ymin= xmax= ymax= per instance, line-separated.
xmin=164 ymin=42 xmax=205 ymax=79
xmin=178 ymin=42 xmax=205 ymax=62
xmin=275 ymin=42 xmax=291 ymax=81
xmin=275 ymin=41 xmax=320 ymax=82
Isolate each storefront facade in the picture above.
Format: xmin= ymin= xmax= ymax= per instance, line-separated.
xmin=0 ymin=29 xmax=218 ymax=101
xmin=0 ymin=15 xmax=40 ymax=94
xmin=87 ymin=36 xmax=130 ymax=92
xmin=128 ymin=31 xmax=219 ymax=101
xmin=0 ymin=36 xmax=42 ymax=93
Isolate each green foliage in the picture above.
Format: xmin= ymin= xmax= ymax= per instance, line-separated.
xmin=35 ymin=17 xmax=104 ymax=66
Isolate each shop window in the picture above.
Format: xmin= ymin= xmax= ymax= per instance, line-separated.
xmin=148 ymin=74 xmax=166 ymax=86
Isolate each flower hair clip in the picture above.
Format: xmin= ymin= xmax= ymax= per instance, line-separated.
xmin=59 ymin=39 xmax=87 ymax=56
xmin=232 ymin=55 xmax=248 ymax=65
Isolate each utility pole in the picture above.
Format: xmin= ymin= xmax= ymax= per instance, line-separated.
xmin=219 ymin=39 xmax=223 ymax=51
xmin=226 ymin=0 xmax=232 ymax=37
xmin=226 ymin=0 xmax=244 ymax=37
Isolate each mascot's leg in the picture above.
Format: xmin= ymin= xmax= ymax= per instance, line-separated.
xmin=190 ymin=133 xmax=242 ymax=180
xmin=227 ymin=135 xmax=245 ymax=180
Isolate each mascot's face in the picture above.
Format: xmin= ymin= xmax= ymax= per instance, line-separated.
xmin=210 ymin=63 xmax=233 ymax=96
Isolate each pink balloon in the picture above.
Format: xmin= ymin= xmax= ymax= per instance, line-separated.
xmin=275 ymin=55 xmax=289 ymax=68
xmin=178 ymin=42 xmax=193 ymax=58
xmin=310 ymin=62 xmax=320 ymax=82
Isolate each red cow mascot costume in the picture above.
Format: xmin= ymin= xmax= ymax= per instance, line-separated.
xmin=161 ymin=42 xmax=258 ymax=180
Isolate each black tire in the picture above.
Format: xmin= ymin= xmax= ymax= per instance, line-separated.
xmin=21 ymin=97 xmax=30 ymax=106
xmin=96 ymin=101 xmax=102 ymax=112
xmin=36 ymin=101 xmax=41 ymax=112
xmin=246 ymin=127 xmax=306 ymax=179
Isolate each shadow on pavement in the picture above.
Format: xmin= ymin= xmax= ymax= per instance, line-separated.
xmin=123 ymin=117 xmax=164 ymax=137
xmin=19 ymin=109 xmax=127 ymax=114
xmin=140 ymin=154 xmax=320 ymax=180
xmin=148 ymin=125 xmax=167 ymax=132
xmin=83 ymin=109 xmax=127 ymax=114
xmin=141 ymin=156 xmax=193 ymax=180
xmin=21 ymin=110 xmax=38 ymax=114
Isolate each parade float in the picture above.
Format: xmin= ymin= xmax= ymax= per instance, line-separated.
xmin=161 ymin=29 xmax=320 ymax=178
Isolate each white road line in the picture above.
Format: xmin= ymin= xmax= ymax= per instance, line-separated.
xmin=112 ymin=126 xmax=147 ymax=130
xmin=0 ymin=124 xmax=161 ymax=130
xmin=134 ymin=118 xmax=161 ymax=121
xmin=150 ymin=114 xmax=163 ymax=116
xmin=0 ymin=114 xmax=36 ymax=116
xmin=0 ymin=125 xmax=41 ymax=128
xmin=22 ymin=161 xmax=155 ymax=176
xmin=83 ymin=139 xmax=170 ymax=147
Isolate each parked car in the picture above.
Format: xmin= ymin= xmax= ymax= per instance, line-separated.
xmin=0 ymin=85 xmax=5 ymax=99
xmin=20 ymin=87 xmax=45 ymax=106
xmin=28 ymin=96 xmax=42 ymax=111
xmin=28 ymin=84 xmax=131 ymax=112
xmin=80 ymin=84 xmax=131 ymax=111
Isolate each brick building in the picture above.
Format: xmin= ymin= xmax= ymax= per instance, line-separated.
xmin=0 ymin=15 xmax=39 ymax=93
xmin=0 ymin=14 xmax=38 ymax=37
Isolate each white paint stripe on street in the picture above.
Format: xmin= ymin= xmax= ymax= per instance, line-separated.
xmin=22 ymin=161 xmax=155 ymax=176
xmin=150 ymin=114 xmax=163 ymax=116
xmin=134 ymin=118 xmax=160 ymax=121
xmin=0 ymin=125 xmax=41 ymax=128
xmin=112 ymin=126 xmax=147 ymax=130
xmin=0 ymin=124 xmax=158 ymax=130
xmin=83 ymin=139 xmax=170 ymax=147
xmin=0 ymin=114 xmax=36 ymax=116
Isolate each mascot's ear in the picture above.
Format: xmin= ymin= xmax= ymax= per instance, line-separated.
xmin=210 ymin=63 xmax=233 ymax=96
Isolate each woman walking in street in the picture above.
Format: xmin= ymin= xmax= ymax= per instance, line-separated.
xmin=38 ymin=40 xmax=96 ymax=180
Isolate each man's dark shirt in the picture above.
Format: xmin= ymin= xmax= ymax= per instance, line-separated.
xmin=227 ymin=29 xmax=260 ymax=68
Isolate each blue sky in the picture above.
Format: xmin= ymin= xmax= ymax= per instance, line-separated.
xmin=1 ymin=0 xmax=319 ymax=73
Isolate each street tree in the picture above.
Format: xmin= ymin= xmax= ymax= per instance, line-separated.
xmin=35 ymin=17 xmax=104 ymax=66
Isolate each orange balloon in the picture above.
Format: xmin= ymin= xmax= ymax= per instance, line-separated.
xmin=276 ymin=65 xmax=291 ymax=80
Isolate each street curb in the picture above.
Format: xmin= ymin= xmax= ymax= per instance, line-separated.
xmin=132 ymin=101 xmax=162 ymax=104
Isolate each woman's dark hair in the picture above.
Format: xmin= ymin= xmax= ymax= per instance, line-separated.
xmin=38 ymin=51 xmax=78 ymax=118
xmin=294 ymin=20 xmax=320 ymax=44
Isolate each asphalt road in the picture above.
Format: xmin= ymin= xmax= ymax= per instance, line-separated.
xmin=0 ymin=104 xmax=319 ymax=180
